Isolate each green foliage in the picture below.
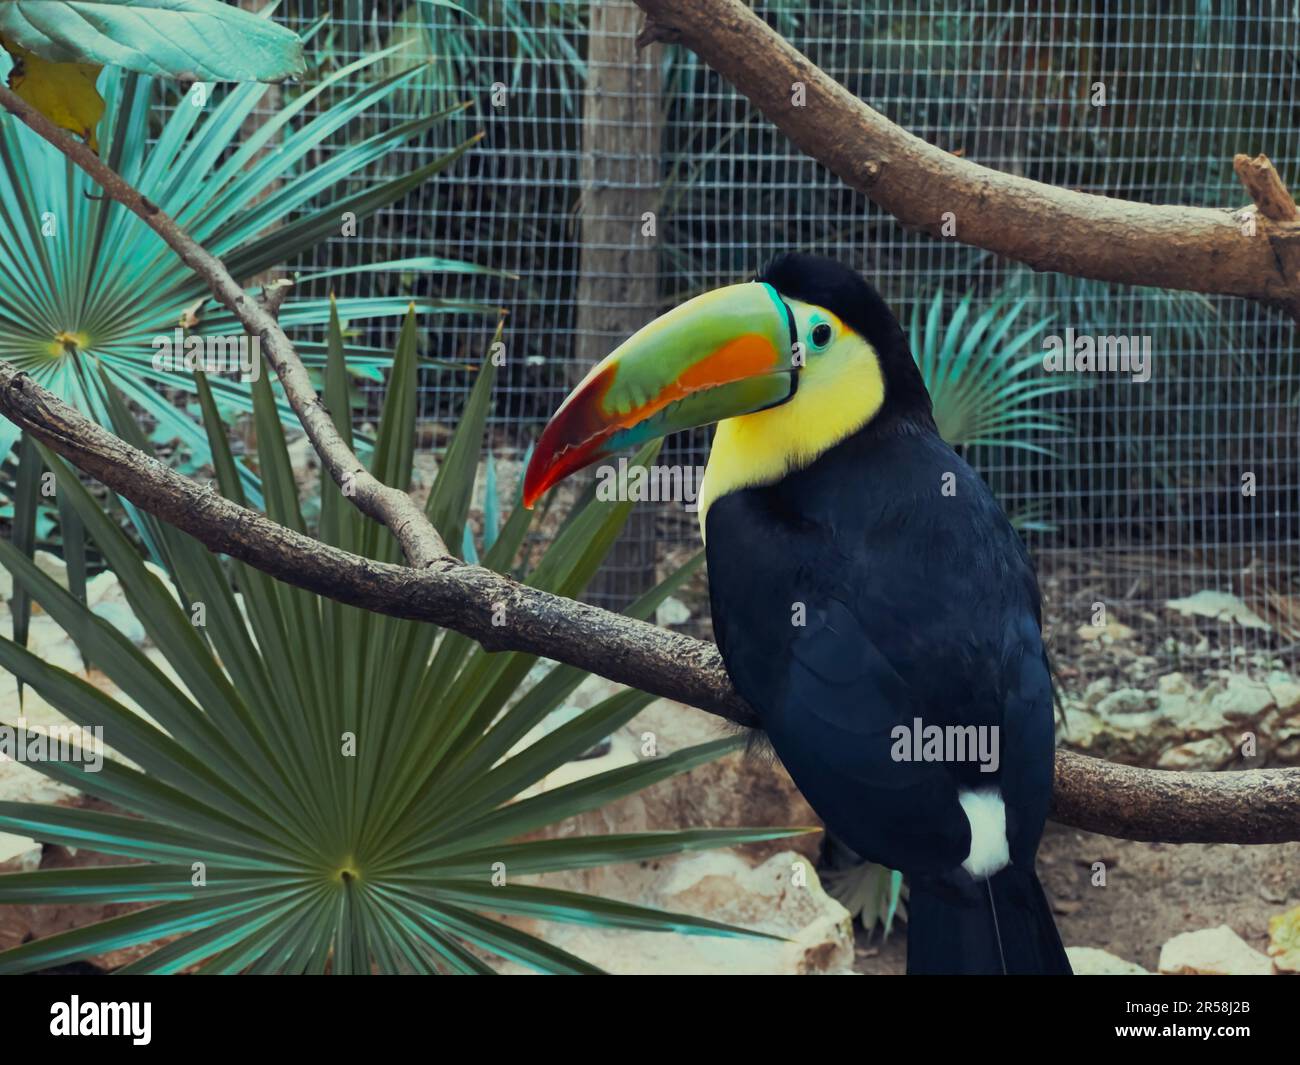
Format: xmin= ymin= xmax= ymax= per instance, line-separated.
xmin=1003 ymin=268 xmax=1240 ymax=371
xmin=0 ymin=309 xmax=802 ymax=973
xmin=0 ymin=32 xmax=504 ymax=661
xmin=909 ymin=287 xmax=1075 ymax=455
xmin=361 ymin=0 xmax=586 ymax=116
xmin=0 ymin=0 xmax=305 ymax=82
xmin=824 ymin=860 xmax=905 ymax=941
xmin=0 ymin=41 xmax=499 ymax=482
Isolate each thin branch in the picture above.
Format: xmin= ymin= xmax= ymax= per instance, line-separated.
xmin=1234 ymin=152 xmax=1298 ymax=223
xmin=1 ymin=361 xmax=1298 ymax=845
xmin=633 ymin=0 xmax=1300 ymax=318
xmin=258 ymin=278 xmax=295 ymax=317
xmin=0 ymin=83 xmax=449 ymax=567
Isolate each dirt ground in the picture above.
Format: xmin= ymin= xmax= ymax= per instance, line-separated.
xmin=852 ymin=823 xmax=1300 ymax=974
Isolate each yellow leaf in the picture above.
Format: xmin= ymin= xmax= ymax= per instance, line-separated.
xmin=1268 ymin=905 xmax=1300 ymax=973
xmin=1 ymin=36 xmax=104 ymax=153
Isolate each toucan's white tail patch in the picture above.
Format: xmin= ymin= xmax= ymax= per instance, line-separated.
xmin=958 ymin=788 xmax=1009 ymax=880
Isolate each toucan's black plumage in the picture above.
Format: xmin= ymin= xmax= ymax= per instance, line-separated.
xmin=525 ymin=251 xmax=1071 ymax=974
xmin=705 ymin=254 xmax=1071 ymax=974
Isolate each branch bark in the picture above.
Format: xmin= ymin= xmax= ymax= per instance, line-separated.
xmin=0 ymin=84 xmax=449 ymax=568
xmin=634 ymin=0 xmax=1300 ymax=319
xmin=1233 ymin=152 xmax=1298 ymax=223
xmin=2 ymin=362 xmax=1298 ymax=844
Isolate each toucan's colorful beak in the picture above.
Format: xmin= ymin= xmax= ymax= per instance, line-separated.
xmin=523 ymin=282 xmax=798 ymax=508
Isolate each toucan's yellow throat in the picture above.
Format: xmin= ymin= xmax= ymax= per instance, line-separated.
xmin=697 ymin=307 xmax=886 ymax=527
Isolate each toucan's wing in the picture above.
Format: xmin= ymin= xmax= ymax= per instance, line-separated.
xmin=771 ymin=593 xmax=974 ymax=873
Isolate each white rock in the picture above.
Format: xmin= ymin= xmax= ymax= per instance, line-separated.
xmin=1157 ymin=673 xmax=1186 ymax=695
xmin=33 ymin=550 xmax=68 ymax=588
xmin=501 ymin=851 xmax=855 ymax=975
xmin=85 ymin=570 xmax=122 ymax=608
xmin=1156 ymin=736 xmax=1233 ymax=771
xmin=1095 ymin=688 xmax=1157 ymax=719
xmin=655 ymin=595 xmax=692 ymax=627
xmin=1210 ymin=678 xmax=1276 ymax=722
xmin=1158 ymin=925 xmax=1275 ymax=975
xmin=91 ymin=601 xmax=147 ymax=646
xmin=0 ymin=831 xmax=41 ymax=867
xmin=1066 ymin=946 xmax=1150 ymax=975
xmin=0 ymin=738 xmax=80 ymax=807
xmin=17 ymin=615 xmax=85 ymax=673
xmin=1166 ymin=591 xmax=1270 ymax=630
xmin=1266 ymin=906 xmax=1300 ymax=973
xmin=1082 ymin=677 xmax=1113 ymax=706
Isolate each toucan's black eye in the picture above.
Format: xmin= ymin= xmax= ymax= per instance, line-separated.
xmin=811 ymin=322 xmax=833 ymax=348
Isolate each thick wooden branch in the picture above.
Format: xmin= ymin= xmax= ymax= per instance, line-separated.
xmin=634 ymin=0 xmax=1300 ymax=318
xmin=1050 ymin=751 xmax=1300 ymax=845
xmin=0 ymin=84 xmax=449 ymax=567
xmin=2 ymin=362 xmax=1298 ymax=845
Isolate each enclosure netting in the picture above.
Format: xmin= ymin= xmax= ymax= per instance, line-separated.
xmin=268 ymin=1 xmax=1300 ymax=684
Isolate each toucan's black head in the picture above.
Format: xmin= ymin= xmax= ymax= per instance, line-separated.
xmin=758 ymin=252 xmax=935 ymax=428
xmin=522 ymin=251 xmax=936 ymax=510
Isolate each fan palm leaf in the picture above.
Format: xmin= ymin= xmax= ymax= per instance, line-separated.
xmin=0 ymin=38 xmax=502 ymax=477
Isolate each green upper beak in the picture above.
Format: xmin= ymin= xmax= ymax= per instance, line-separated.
xmin=523 ymin=282 xmax=798 ymax=507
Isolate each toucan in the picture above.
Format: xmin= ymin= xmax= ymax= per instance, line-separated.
xmin=523 ymin=253 xmax=1071 ymax=975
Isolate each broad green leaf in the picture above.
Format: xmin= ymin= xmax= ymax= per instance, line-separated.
xmin=0 ymin=47 xmax=496 ymax=540
xmin=908 ymin=287 xmax=1072 ymax=453
xmin=425 ymin=318 xmax=504 ymax=554
xmin=0 ymin=864 xmax=299 ymax=904
xmin=0 ymin=0 xmax=306 ymax=82
xmin=8 ymin=431 xmax=38 ymax=659
xmin=0 ymin=890 xmax=292 ymax=975
xmin=400 ymin=828 xmax=816 ymax=880
xmin=431 ymin=738 xmax=743 ymax=859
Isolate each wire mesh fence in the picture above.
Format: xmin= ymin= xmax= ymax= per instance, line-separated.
xmin=268 ymin=1 xmax=1300 ymax=683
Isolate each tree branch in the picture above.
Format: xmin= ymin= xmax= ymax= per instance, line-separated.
xmin=2 ymin=361 xmax=1298 ymax=844
xmin=1234 ymin=152 xmax=1298 ymax=223
xmin=0 ymin=83 xmax=449 ymax=568
xmin=633 ymin=0 xmax=1300 ymax=319
xmin=0 ymin=360 xmax=753 ymax=724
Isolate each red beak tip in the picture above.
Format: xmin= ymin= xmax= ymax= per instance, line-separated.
xmin=521 ymin=465 xmax=547 ymax=510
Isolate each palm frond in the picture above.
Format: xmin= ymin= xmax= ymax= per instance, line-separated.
xmin=0 ymin=312 xmax=801 ymax=974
